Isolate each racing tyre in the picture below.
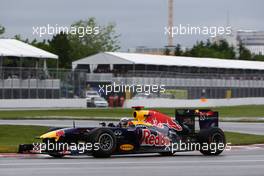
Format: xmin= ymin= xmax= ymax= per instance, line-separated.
xmin=198 ymin=127 xmax=226 ymax=156
xmin=91 ymin=129 xmax=116 ymax=158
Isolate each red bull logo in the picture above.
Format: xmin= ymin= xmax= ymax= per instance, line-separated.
xmin=146 ymin=110 xmax=182 ymax=131
xmin=141 ymin=129 xmax=170 ymax=146
xmin=55 ymin=130 xmax=65 ymax=137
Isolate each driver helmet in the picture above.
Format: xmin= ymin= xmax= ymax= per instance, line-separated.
xmin=119 ymin=117 xmax=130 ymax=127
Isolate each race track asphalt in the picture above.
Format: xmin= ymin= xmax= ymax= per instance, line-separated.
xmin=0 ymin=147 xmax=264 ymax=176
xmin=0 ymin=120 xmax=264 ymax=176
xmin=0 ymin=120 xmax=263 ymax=135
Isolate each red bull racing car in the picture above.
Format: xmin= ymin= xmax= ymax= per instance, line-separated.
xmin=19 ymin=107 xmax=226 ymax=158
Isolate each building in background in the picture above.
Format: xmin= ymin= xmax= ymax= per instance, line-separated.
xmin=73 ymin=52 xmax=264 ymax=100
xmin=237 ymin=30 xmax=264 ymax=55
xmin=212 ymin=30 xmax=264 ymax=55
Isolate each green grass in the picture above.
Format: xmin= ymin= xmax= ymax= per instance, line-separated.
xmin=0 ymin=125 xmax=263 ymax=153
xmin=0 ymin=105 xmax=264 ymax=120
xmin=225 ymin=132 xmax=264 ymax=145
xmin=0 ymin=125 xmax=49 ymax=153
xmin=0 ymin=108 xmax=133 ymax=119
xmin=213 ymin=105 xmax=264 ymax=117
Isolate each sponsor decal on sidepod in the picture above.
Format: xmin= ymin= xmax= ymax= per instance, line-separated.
xmin=120 ymin=144 xmax=134 ymax=151
xmin=141 ymin=129 xmax=170 ymax=146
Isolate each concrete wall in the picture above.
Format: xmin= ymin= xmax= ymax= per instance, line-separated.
xmin=1 ymin=97 xmax=263 ymax=109
xmin=123 ymin=97 xmax=264 ymax=108
xmin=0 ymin=99 xmax=87 ymax=109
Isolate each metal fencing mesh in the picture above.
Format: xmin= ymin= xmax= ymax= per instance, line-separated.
xmin=1 ymin=67 xmax=264 ymax=99
xmin=0 ymin=67 xmax=86 ymax=99
xmin=87 ymin=71 xmax=264 ymax=99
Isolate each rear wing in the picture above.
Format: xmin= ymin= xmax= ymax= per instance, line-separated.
xmin=175 ymin=109 xmax=219 ymax=132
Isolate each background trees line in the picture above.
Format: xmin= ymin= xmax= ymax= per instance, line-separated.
xmin=1 ymin=18 xmax=264 ymax=69
xmin=1 ymin=18 xmax=120 ymax=68
xmin=166 ymin=40 xmax=264 ymax=61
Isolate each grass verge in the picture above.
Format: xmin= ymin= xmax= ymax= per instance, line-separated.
xmin=0 ymin=125 xmax=263 ymax=153
xmin=225 ymin=131 xmax=264 ymax=145
xmin=0 ymin=105 xmax=264 ymax=120
xmin=0 ymin=125 xmax=49 ymax=153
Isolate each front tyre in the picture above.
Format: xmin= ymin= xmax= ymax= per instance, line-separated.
xmin=198 ymin=127 xmax=226 ymax=156
xmin=91 ymin=129 xmax=116 ymax=158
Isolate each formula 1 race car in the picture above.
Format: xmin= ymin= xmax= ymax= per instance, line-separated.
xmin=18 ymin=107 xmax=226 ymax=158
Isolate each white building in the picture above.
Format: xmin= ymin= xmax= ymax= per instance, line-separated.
xmin=73 ymin=52 xmax=264 ymax=99
xmin=212 ymin=30 xmax=264 ymax=55
xmin=237 ymin=30 xmax=264 ymax=55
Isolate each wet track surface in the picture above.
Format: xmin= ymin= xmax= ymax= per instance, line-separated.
xmin=219 ymin=122 xmax=264 ymax=135
xmin=0 ymin=120 xmax=264 ymax=175
xmin=1 ymin=148 xmax=264 ymax=176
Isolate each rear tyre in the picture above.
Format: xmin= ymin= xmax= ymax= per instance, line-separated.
xmin=91 ymin=129 xmax=116 ymax=158
xmin=198 ymin=127 xmax=226 ymax=156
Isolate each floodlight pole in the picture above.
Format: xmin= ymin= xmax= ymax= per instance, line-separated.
xmin=168 ymin=0 xmax=174 ymax=46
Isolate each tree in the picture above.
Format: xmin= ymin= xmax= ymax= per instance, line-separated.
xmin=253 ymin=54 xmax=264 ymax=61
xmin=30 ymin=39 xmax=50 ymax=54
xmin=174 ymin=44 xmax=183 ymax=56
xmin=0 ymin=25 xmax=4 ymax=36
xmin=164 ymin=48 xmax=171 ymax=55
xmin=238 ymin=42 xmax=252 ymax=60
xmin=68 ymin=18 xmax=120 ymax=61
xmin=48 ymin=32 xmax=72 ymax=68
xmin=186 ymin=39 xmax=236 ymax=59
xmin=10 ymin=18 xmax=120 ymax=69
